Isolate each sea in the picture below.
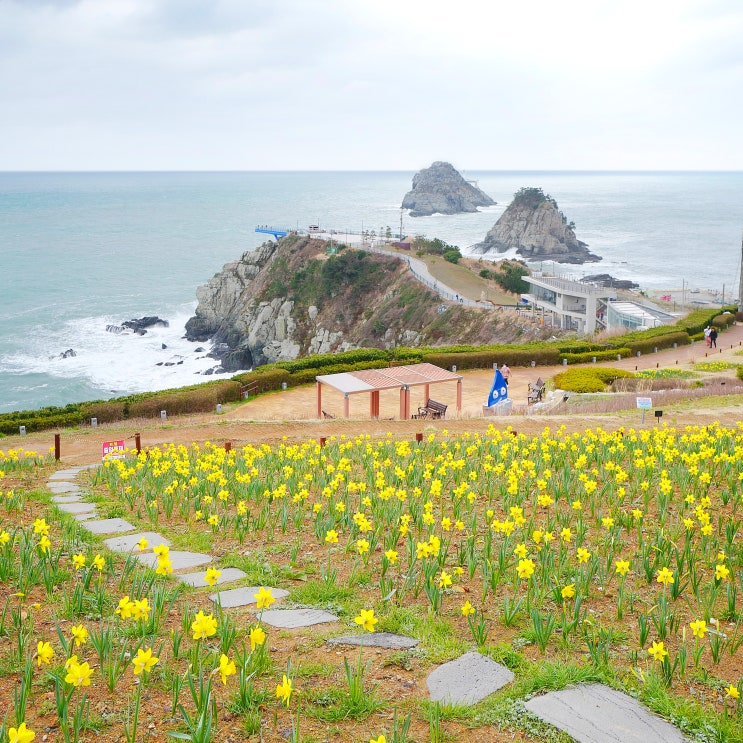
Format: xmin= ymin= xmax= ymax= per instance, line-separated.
xmin=1 ymin=170 xmax=742 ymax=414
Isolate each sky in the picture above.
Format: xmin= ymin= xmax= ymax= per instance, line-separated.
xmin=1 ymin=0 xmax=742 ymax=171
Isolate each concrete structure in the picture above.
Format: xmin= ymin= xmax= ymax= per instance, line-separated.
xmin=525 ymin=274 xmax=614 ymax=333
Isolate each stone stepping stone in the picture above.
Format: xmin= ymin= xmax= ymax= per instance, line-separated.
xmin=51 ymin=494 xmax=83 ymax=504
xmin=204 ymin=584 xmax=288 ymax=606
xmin=426 ymin=652 xmax=514 ymax=705
xmin=524 ymin=684 xmax=689 ymax=743
xmin=49 ymin=468 xmax=87 ymax=480
xmin=103 ymin=532 xmax=170 ymax=553
xmin=177 ymin=568 xmax=249 ymax=589
xmin=56 ymin=501 xmax=97 ymax=515
xmin=134 ymin=550 xmax=212 ymax=572
xmin=48 ymin=482 xmax=81 ymax=494
xmin=75 ymin=512 xmax=97 ymax=521
xmin=260 ymin=608 xmax=338 ymax=629
xmin=327 ymin=633 xmax=419 ymax=650
xmin=83 ymin=518 xmax=136 ymax=535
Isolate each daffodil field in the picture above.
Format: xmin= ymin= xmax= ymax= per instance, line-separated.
xmin=2 ymin=422 xmax=743 ymax=742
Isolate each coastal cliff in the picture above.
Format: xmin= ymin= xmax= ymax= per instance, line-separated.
xmin=402 ymin=161 xmax=495 ymax=217
xmin=472 ymin=187 xmax=601 ymax=264
xmin=185 ymin=235 xmax=550 ymax=372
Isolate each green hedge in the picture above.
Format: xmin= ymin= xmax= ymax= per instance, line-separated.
xmin=422 ymin=347 xmax=560 ymax=370
xmin=626 ymin=331 xmax=690 ymax=356
xmin=562 ymin=348 xmax=632 ymax=364
xmin=275 ymin=348 xmax=389 ymax=373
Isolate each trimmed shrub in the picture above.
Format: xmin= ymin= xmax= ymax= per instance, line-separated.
xmin=127 ymin=381 xmax=242 ymax=419
xmin=275 ymin=348 xmax=388 ymax=373
xmin=290 ymin=359 xmax=390 ymax=385
xmin=554 ymin=367 xmax=635 ymax=393
xmin=562 ymin=348 xmax=632 ymax=364
xmin=422 ymin=347 xmax=560 ymax=370
xmin=81 ymin=400 xmax=127 ymax=424
xmin=626 ymin=331 xmax=689 ymax=356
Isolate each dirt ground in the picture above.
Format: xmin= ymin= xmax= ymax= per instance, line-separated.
xmin=5 ymin=324 xmax=743 ymax=464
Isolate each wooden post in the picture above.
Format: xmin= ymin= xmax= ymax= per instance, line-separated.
xmin=135 ymin=433 xmax=141 ymax=454
xmin=225 ymin=441 xmax=231 ymax=452
xmin=416 ymin=433 xmax=423 ymax=443
xmin=456 ymin=379 xmax=462 ymax=413
xmin=316 ymin=382 xmax=323 ymax=418
xmin=54 ymin=433 xmax=60 ymax=461
xmin=320 ymin=437 xmax=326 ymax=448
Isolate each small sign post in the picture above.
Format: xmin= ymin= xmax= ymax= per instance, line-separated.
xmin=102 ymin=440 xmax=126 ymax=461
xmin=636 ymin=397 xmax=652 ymax=424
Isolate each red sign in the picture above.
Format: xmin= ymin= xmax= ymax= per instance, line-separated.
xmin=102 ymin=440 xmax=126 ymax=460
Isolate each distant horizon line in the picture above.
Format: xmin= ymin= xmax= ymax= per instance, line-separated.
xmin=2 ymin=168 xmax=743 ymax=175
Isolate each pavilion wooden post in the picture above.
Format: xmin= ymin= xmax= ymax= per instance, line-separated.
xmin=456 ymin=379 xmax=462 ymax=413
xmin=399 ymin=385 xmax=410 ymax=419
xmin=370 ymin=390 xmax=380 ymax=418
xmin=316 ymin=382 xmax=322 ymax=418
xmin=423 ymin=383 xmax=430 ymax=403
xmin=343 ymin=393 xmax=350 ymax=418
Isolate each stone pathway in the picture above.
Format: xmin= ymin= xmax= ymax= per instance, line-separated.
xmin=207 ymin=585 xmax=288 ymax=607
xmin=524 ymin=684 xmax=690 ymax=742
xmin=43 ymin=468 xmax=692 ymax=741
xmin=426 ymin=652 xmax=514 ymax=705
xmin=327 ymin=633 xmax=418 ymax=650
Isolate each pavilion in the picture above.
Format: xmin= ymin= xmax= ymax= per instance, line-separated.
xmin=315 ymin=362 xmax=463 ymax=419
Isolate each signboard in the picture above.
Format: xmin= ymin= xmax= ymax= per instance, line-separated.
xmin=102 ymin=440 xmax=126 ymax=460
xmin=636 ymin=397 xmax=652 ymax=409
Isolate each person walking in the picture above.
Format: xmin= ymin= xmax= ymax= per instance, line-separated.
xmin=704 ymin=326 xmax=712 ymax=347
xmin=501 ymin=363 xmax=511 ymax=386
xmin=710 ymin=327 xmax=718 ymax=348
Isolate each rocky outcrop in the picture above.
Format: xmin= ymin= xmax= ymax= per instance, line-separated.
xmin=582 ymin=274 xmax=639 ymax=290
xmin=472 ymin=187 xmax=600 ymax=264
xmin=402 ymin=161 xmax=495 ymax=217
xmin=185 ymin=235 xmax=558 ymax=372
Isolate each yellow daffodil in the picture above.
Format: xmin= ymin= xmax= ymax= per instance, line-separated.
xmin=384 ymin=548 xmax=398 ymax=564
xmin=369 ymin=736 xmax=386 ymax=743
xmin=615 ymin=560 xmax=630 ymax=576
xmin=132 ymin=647 xmax=159 ymax=675
xmin=136 ymin=537 xmax=149 ymax=551
xmin=656 ymin=567 xmax=674 ymax=586
xmin=65 ymin=659 xmax=93 ymax=687
xmin=92 ymin=554 xmax=105 ymax=571
xmin=513 ymin=543 xmax=528 ymax=559
xmin=715 ymin=564 xmax=730 ymax=581
xmin=356 ymin=538 xmax=370 ymax=555
xmin=204 ymin=567 xmax=222 ymax=587
xmin=249 ymin=625 xmax=266 ymax=651
xmin=8 ymin=722 xmax=35 ymax=743
xmin=726 ymin=684 xmax=740 ymax=699
xmin=116 ymin=595 xmax=135 ymax=619
xmin=276 ymin=674 xmax=293 ymax=706
xmin=461 ymin=601 xmax=475 ymax=617
xmin=132 ymin=598 xmax=151 ymax=621
xmin=517 ymin=558 xmax=535 ymax=580
xmin=689 ymin=619 xmax=708 ymax=639
xmin=647 ymin=640 xmax=668 ymax=662
xmin=191 ymin=610 xmax=218 ymax=640
xmin=325 ymin=529 xmax=338 ymax=544
xmin=254 ymin=587 xmax=275 ymax=610
xmin=354 ymin=608 xmax=378 ymax=633
xmin=561 ymin=584 xmax=576 ymax=600
xmin=218 ymin=653 xmax=236 ymax=685
xmin=70 ymin=624 xmax=88 ymax=647
xmin=33 ymin=518 xmax=49 ymax=536
xmin=38 ymin=536 xmax=51 ymax=554
xmin=72 ymin=554 xmax=86 ymax=570
xmin=36 ymin=640 xmax=54 ymax=666
xmin=576 ymin=547 xmax=591 ymax=564
xmin=438 ymin=571 xmax=452 ymax=589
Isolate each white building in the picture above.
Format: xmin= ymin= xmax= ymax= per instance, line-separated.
xmin=525 ymin=274 xmax=614 ymax=333
xmin=525 ymin=274 xmax=677 ymax=333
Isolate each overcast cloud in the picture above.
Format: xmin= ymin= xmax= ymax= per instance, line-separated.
xmin=1 ymin=0 xmax=742 ymax=170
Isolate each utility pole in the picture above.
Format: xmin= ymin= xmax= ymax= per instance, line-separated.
xmin=399 ymin=207 xmax=404 ymax=241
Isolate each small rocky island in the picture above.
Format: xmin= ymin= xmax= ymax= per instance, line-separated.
xmin=472 ymin=187 xmax=600 ymax=264
xmin=402 ymin=161 xmax=495 ymax=217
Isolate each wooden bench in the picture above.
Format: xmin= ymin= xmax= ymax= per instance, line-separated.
xmin=413 ymin=399 xmax=447 ymax=419
xmin=527 ymin=378 xmax=545 ymax=405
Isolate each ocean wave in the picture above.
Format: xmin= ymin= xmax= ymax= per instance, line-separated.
xmin=0 ymin=307 xmax=246 ymax=397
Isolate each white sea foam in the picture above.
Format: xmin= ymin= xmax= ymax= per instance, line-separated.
xmin=0 ymin=307 xmax=246 ymax=398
